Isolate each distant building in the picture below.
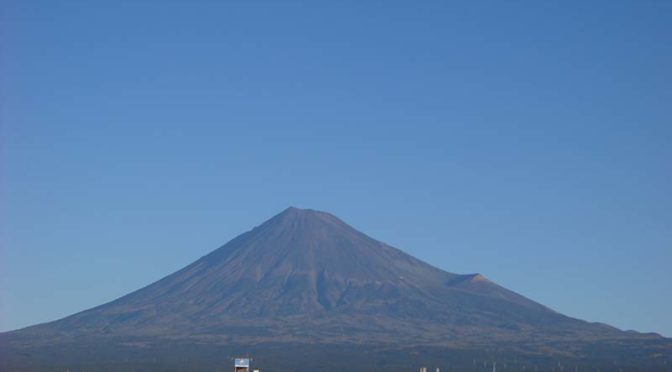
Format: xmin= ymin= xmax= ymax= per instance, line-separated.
xmin=234 ymin=358 xmax=250 ymax=372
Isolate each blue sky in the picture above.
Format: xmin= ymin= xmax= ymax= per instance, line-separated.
xmin=1 ymin=0 xmax=671 ymax=336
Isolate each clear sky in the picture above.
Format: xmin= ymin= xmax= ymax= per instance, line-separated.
xmin=1 ymin=0 xmax=670 ymax=336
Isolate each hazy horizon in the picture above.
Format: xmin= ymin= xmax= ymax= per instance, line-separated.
xmin=2 ymin=0 xmax=671 ymax=340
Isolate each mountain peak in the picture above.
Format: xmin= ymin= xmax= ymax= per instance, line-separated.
xmin=284 ymin=206 xmax=309 ymax=212
xmin=261 ymin=206 xmax=350 ymax=234
xmin=278 ymin=206 xmax=334 ymax=218
xmin=281 ymin=206 xmax=309 ymax=213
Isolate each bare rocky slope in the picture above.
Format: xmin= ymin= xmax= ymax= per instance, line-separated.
xmin=2 ymin=207 xmax=670 ymax=371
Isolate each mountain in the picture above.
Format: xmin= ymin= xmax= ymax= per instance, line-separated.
xmin=2 ymin=207 xmax=670 ymax=371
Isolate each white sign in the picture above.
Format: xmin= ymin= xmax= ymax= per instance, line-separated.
xmin=235 ymin=358 xmax=250 ymax=367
